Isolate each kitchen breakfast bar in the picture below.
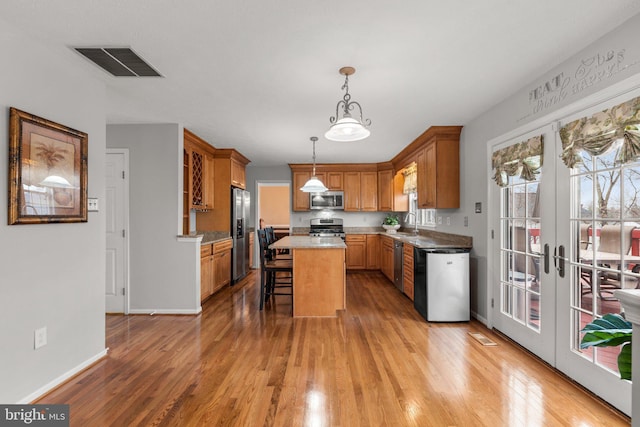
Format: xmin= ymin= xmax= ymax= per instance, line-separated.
xmin=269 ymin=235 xmax=346 ymax=317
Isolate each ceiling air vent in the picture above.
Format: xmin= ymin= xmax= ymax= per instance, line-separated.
xmin=74 ymin=47 xmax=162 ymax=77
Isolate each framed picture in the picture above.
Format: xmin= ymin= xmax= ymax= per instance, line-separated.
xmin=8 ymin=107 xmax=88 ymax=224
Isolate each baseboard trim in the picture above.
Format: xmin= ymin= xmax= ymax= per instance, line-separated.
xmin=471 ymin=311 xmax=488 ymax=326
xmin=128 ymin=307 xmax=202 ymax=315
xmin=20 ymin=348 xmax=108 ymax=404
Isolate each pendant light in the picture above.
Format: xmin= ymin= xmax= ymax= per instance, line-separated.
xmin=300 ymin=137 xmax=328 ymax=193
xmin=325 ymin=66 xmax=371 ymax=142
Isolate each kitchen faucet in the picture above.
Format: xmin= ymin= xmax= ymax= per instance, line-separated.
xmin=405 ymin=212 xmax=419 ymax=235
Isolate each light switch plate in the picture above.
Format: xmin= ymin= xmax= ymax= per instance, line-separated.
xmin=88 ymin=198 xmax=99 ymax=212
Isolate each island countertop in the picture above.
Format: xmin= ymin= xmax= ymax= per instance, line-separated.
xmin=270 ymin=235 xmax=346 ymax=249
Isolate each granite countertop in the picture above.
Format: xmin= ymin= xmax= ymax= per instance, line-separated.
xmin=270 ymin=235 xmax=346 ymax=249
xmin=176 ymin=231 xmax=232 ymax=245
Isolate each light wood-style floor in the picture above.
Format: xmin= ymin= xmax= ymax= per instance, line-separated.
xmin=38 ymin=270 xmax=629 ymax=426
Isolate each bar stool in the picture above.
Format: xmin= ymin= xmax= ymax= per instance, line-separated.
xmin=257 ymin=229 xmax=293 ymax=310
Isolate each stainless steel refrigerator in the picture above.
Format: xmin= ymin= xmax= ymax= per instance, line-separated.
xmin=231 ymin=187 xmax=250 ymax=283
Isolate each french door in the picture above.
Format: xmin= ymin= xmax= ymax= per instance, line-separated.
xmin=492 ymin=94 xmax=636 ymax=414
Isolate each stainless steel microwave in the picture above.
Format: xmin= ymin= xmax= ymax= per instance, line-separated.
xmin=310 ymin=191 xmax=344 ymax=210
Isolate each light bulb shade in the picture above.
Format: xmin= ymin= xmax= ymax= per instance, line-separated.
xmin=325 ymin=117 xmax=370 ymax=142
xmin=39 ymin=175 xmax=72 ymax=188
xmin=300 ymin=176 xmax=328 ymax=193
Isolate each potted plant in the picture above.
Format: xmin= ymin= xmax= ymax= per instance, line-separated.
xmin=382 ymin=214 xmax=401 ymax=234
xmin=580 ymin=313 xmax=632 ymax=380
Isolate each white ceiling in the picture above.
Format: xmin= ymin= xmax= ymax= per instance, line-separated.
xmin=2 ymin=1 xmax=640 ymax=166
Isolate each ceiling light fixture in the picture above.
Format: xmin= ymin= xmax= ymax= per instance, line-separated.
xmin=325 ymin=66 xmax=371 ymax=142
xmin=300 ymin=137 xmax=328 ymax=193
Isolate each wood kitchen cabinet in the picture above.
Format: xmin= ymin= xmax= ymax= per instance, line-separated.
xmin=345 ymin=235 xmax=367 ymax=270
xmin=380 ymin=235 xmax=394 ymax=283
xmin=213 ymin=239 xmax=232 ymax=292
xmin=403 ymin=243 xmax=414 ymax=301
xmin=196 ymin=149 xmax=251 ymax=232
xmin=377 ymin=168 xmax=408 ymax=212
xmin=249 ymin=231 xmax=254 ymax=269
xmin=344 ymin=171 xmax=377 ymax=212
xmin=200 ymin=244 xmax=214 ymax=301
xmin=326 ymin=172 xmax=343 ymax=190
xmin=184 ymin=129 xmax=216 ymax=234
xmin=416 ymin=136 xmax=460 ymax=209
xmin=366 ymin=234 xmax=380 ymax=269
xmin=292 ymin=171 xmax=311 ymax=211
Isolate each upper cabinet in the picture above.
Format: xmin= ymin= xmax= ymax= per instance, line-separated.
xmin=392 ymin=126 xmax=462 ymax=210
xmin=344 ymin=170 xmax=377 ymax=212
xmin=415 ymin=134 xmax=460 ymax=209
xmin=377 ymin=165 xmax=408 ymax=212
xmin=292 ymin=170 xmax=311 ymax=211
xmin=184 ymin=130 xmax=215 ymax=211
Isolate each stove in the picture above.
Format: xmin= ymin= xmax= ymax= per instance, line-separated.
xmin=309 ymin=218 xmax=345 ymax=238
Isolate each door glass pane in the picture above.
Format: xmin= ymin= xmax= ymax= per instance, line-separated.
xmin=499 ymin=170 xmax=542 ymax=331
xmin=568 ymin=151 xmax=640 ymax=379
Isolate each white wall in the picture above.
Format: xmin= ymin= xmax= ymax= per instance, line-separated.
xmin=0 ymin=20 xmax=107 ymax=402
xmin=107 ymin=124 xmax=200 ymax=314
xmin=459 ymin=13 xmax=640 ymax=321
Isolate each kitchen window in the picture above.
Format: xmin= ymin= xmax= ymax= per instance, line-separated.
xmin=407 ymin=192 xmax=436 ymax=227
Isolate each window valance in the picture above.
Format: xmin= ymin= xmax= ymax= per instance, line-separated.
xmin=402 ymin=163 xmax=417 ymax=194
xmin=559 ymin=95 xmax=640 ymax=168
xmin=491 ymin=135 xmax=544 ymax=187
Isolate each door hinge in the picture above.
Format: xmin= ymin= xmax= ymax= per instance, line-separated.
xmin=122 ymin=288 xmax=126 ymax=296
xmin=122 ymin=170 xmax=125 ymax=179
xmin=491 ymin=230 xmax=494 ymax=239
xmin=122 ymin=229 xmax=125 ymax=238
xmin=491 ymin=298 xmax=494 ymax=308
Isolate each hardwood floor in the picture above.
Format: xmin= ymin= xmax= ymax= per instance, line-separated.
xmin=38 ymin=270 xmax=629 ymax=426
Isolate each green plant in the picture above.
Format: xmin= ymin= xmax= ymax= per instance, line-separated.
xmin=383 ymin=214 xmax=399 ymax=226
xmin=580 ymin=313 xmax=632 ymax=380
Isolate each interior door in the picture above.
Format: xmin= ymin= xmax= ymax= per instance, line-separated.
xmin=491 ymin=125 xmax=556 ymax=364
xmin=105 ymin=150 xmax=128 ymax=313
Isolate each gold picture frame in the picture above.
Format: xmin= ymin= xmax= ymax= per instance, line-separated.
xmin=8 ymin=107 xmax=88 ymax=224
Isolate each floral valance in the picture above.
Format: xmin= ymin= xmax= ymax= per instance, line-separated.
xmin=402 ymin=163 xmax=417 ymax=194
xmin=491 ymin=135 xmax=544 ymax=187
xmin=559 ymin=95 xmax=640 ymax=168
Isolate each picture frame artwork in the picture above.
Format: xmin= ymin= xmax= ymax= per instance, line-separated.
xmin=8 ymin=107 xmax=88 ymax=224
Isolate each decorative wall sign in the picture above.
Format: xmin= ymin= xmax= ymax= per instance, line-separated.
xmin=8 ymin=107 xmax=88 ymax=224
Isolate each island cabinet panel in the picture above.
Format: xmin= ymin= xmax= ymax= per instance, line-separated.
xmin=366 ymin=234 xmax=380 ymax=269
xmin=344 ymin=171 xmax=377 ymax=212
xmin=345 ymin=235 xmax=367 ymax=270
xmin=403 ymin=243 xmax=415 ymax=301
xmin=292 ymin=171 xmax=311 ymax=211
xmin=416 ymin=136 xmax=460 ymax=209
xmin=293 ymin=248 xmax=345 ymax=317
xmin=380 ymin=235 xmax=394 ymax=283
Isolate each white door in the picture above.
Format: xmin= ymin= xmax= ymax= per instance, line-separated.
xmin=491 ymin=124 xmax=556 ymax=364
xmin=554 ymin=92 xmax=637 ymax=414
xmin=491 ymin=91 xmax=638 ymax=415
xmin=105 ymin=150 xmax=129 ymax=313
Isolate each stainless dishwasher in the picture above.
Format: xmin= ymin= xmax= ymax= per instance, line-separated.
xmin=393 ymin=240 xmax=403 ymax=292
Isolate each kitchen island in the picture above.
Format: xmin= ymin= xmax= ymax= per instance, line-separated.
xmin=270 ymin=236 xmax=346 ymax=317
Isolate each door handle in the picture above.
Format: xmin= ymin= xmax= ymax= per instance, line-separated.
xmin=553 ymin=245 xmax=566 ymax=278
xmin=531 ymin=244 xmax=550 ymax=274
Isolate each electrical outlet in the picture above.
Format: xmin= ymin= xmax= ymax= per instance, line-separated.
xmin=437 ymin=216 xmax=442 ymax=225
xmin=446 ymin=217 xmax=451 ymax=226
xmin=88 ymin=198 xmax=99 ymax=212
xmin=34 ymin=327 xmax=47 ymax=349
xmin=464 ymin=216 xmax=469 ymax=227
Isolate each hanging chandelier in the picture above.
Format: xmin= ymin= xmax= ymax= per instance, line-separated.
xmin=325 ymin=66 xmax=371 ymax=142
xmin=300 ymin=136 xmax=328 ymax=193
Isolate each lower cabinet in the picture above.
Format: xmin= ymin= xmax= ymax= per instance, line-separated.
xmin=346 ymin=234 xmax=381 ymax=270
xmin=345 ymin=235 xmax=367 ymax=269
xmin=200 ymin=238 xmax=233 ymax=302
xmin=380 ymin=235 xmax=394 ymax=282
xmin=403 ymin=244 xmax=414 ymax=301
